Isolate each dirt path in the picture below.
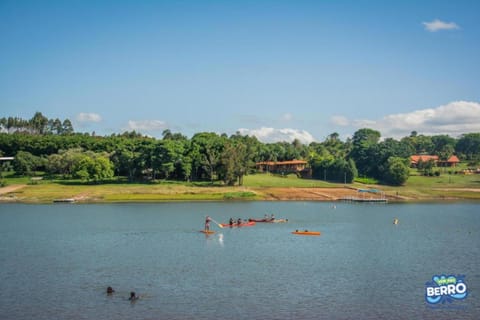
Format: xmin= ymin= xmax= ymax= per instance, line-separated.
xmin=254 ymin=187 xmax=374 ymax=201
xmin=0 ymin=184 xmax=26 ymax=195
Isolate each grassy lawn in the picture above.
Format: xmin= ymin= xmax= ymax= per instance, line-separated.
xmin=3 ymin=180 xmax=261 ymax=203
xmin=378 ymin=169 xmax=480 ymax=200
xmin=406 ymin=171 xmax=480 ymax=188
xmin=1 ymin=171 xmax=38 ymax=185
xmin=2 ymin=170 xmax=480 ymax=202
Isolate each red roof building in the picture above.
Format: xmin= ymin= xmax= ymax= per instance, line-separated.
xmin=410 ymin=155 xmax=439 ymax=167
xmin=411 ymin=155 xmax=460 ymax=167
xmin=439 ymin=155 xmax=460 ymax=167
xmin=256 ymin=160 xmax=308 ymax=173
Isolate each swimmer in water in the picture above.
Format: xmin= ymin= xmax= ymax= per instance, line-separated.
xmin=129 ymin=291 xmax=139 ymax=301
xmin=107 ymin=286 xmax=115 ymax=294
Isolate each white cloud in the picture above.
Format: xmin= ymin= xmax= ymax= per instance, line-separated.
xmin=238 ymin=127 xmax=316 ymax=144
xmin=127 ymin=120 xmax=168 ymax=131
xmin=332 ymin=101 xmax=480 ymax=138
xmin=76 ymin=112 xmax=102 ymax=123
xmin=330 ymin=115 xmax=350 ymax=126
xmin=423 ymin=19 xmax=460 ymax=32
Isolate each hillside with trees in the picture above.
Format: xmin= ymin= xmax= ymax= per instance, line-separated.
xmin=1 ymin=112 xmax=479 ymax=186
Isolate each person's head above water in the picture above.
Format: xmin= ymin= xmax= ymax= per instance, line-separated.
xmin=107 ymin=286 xmax=115 ymax=294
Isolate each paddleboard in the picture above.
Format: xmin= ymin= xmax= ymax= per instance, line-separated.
xmin=200 ymin=230 xmax=215 ymax=234
xmin=291 ymin=231 xmax=321 ymax=236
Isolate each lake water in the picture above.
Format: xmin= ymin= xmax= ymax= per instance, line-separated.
xmin=0 ymin=202 xmax=479 ymax=319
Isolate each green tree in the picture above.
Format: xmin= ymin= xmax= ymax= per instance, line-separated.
xmin=72 ymin=152 xmax=114 ymax=182
xmin=50 ymin=118 xmax=63 ymax=134
xmin=62 ymin=119 xmax=74 ymax=134
xmin=429 ymin=135 xmax=456 ymax=163
xmin=414 ymin=135 xmax=434 ymax=154
xmin=384 ymin=157 xmax=410 ymax=185
xmin=349 ymin=128 xmax=381 ymax=177
xmin=154 ymin=140 xmax=178 ymax=179
xmin=90 ymin=155 xmax=114 ymax=182
xmin=456 ymin=133 xmax=480 ymax=161
xmin=219 ymin=142 xmax=239 ymax=185
xmin=417 ymin=159 xmax=435 ymax=176
xmin=112 ymin=145 xmax=142 ymax=181
xmin=322 ymin=132 xmax=350 ymax=158
xmin=30 ymin=112 xmax=49 ymax=134
xmin=190 ymin=132 xmax=225 ymax=182
xmin=311 ymin=156 xmax=357 ymax=183
xmin=12 ymin=151 xmax=39 ymax=176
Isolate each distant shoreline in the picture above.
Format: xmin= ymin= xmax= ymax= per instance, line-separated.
xmin=1 ymin=184 xmax=480 ymax=203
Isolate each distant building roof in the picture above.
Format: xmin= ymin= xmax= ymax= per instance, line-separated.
xmin=410 ymin=155 xmax=439 ymax=164
xmin=411 ymin=154 xmax=460 ymax=165
xmin=0 ymin=157 xmax=14 ymax=161
xmin=447 ymin=155 xmax=460 ymax=163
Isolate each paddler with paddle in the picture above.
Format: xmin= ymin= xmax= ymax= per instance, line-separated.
xmin=205 ymin=215 xmax=212 ymax=231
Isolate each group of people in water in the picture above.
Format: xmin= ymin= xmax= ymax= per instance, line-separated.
xmin=204 ymin=215 xmax=251 ymax=230
xmin=228 ymin=217 xmax=247 ymax=226
xmin=262 ymin=213 xmax=275 ymax=221
xmin=204 ymin=213 xmax=276 ymax=230
xmin=106 ymin=286 xmax=139 ymax=301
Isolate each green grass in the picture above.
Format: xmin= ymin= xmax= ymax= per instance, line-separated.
xmin=1 ymin=171 xmax=42 ymax=185
xmin=406 ymin=172 xmax=480 ymax=188
xmin=378 ymin=169 xmax=480 ymax=200
xmin=2 ymin=169 xmax=480 ymax=202
xmin=354 ymin=177 xmax=379 ymax=184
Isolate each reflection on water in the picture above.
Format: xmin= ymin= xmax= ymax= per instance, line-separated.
xmin=0 ymin=202 xmax=479 ymax=319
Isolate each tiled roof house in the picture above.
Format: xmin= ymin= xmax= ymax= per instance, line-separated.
xmin=256 ymin=160 xmax=308 ymax=173
xmin=410 ymin=155 xmax=460 ymax=167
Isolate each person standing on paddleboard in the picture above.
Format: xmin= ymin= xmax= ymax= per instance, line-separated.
xmin=205 ymin=215 xmax=212 ymax=231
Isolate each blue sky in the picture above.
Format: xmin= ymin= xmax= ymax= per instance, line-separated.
xmin=1 ymin=0 xmax=479 ymax=143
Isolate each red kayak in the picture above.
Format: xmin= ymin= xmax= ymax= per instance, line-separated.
xmin=249 ymin=218 xmax=274 ymax=223
xmin=249 ymin=218 xmax=288 ymax=223
xmin=219 ymin=221 xmax=256 ymax=228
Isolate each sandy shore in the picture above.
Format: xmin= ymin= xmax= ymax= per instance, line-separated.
xmin=252 ymin=187 xmax=389 ymax=201
xmin=0 ymin=184 xmax=394 ymax=203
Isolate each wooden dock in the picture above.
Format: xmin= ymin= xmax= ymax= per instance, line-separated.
xmin=53 ymin=198 xmax=76 ymax=203
xmin=340 ymin=196 xmax=387 ymax=203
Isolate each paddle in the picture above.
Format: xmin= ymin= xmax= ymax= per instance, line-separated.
xmin=210 ymin=218 xmax=224 ymax=229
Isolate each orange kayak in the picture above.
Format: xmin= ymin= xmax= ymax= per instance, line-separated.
xmin=292 ymin=230 xmax=321 ymax=236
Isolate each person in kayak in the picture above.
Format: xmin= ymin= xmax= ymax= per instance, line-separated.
xmin=129 ymin=291 xmax=139 ymax=301
xmin=205 ymin=215 xmax=212 ymax=231
xmin=237 ymin=218 xmax=242 ymax=225
xmin=229 ymin=217 xmax=234 ymax=226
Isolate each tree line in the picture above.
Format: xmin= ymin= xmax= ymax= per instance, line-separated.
xmin=1 ymin=113 xmax=480 ymax=185
xmin=1 ymin=112 xmax=74 ymax=135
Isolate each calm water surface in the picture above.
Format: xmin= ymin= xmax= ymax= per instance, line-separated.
xmin=0 ymin=202 xmax=479 ymax=319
